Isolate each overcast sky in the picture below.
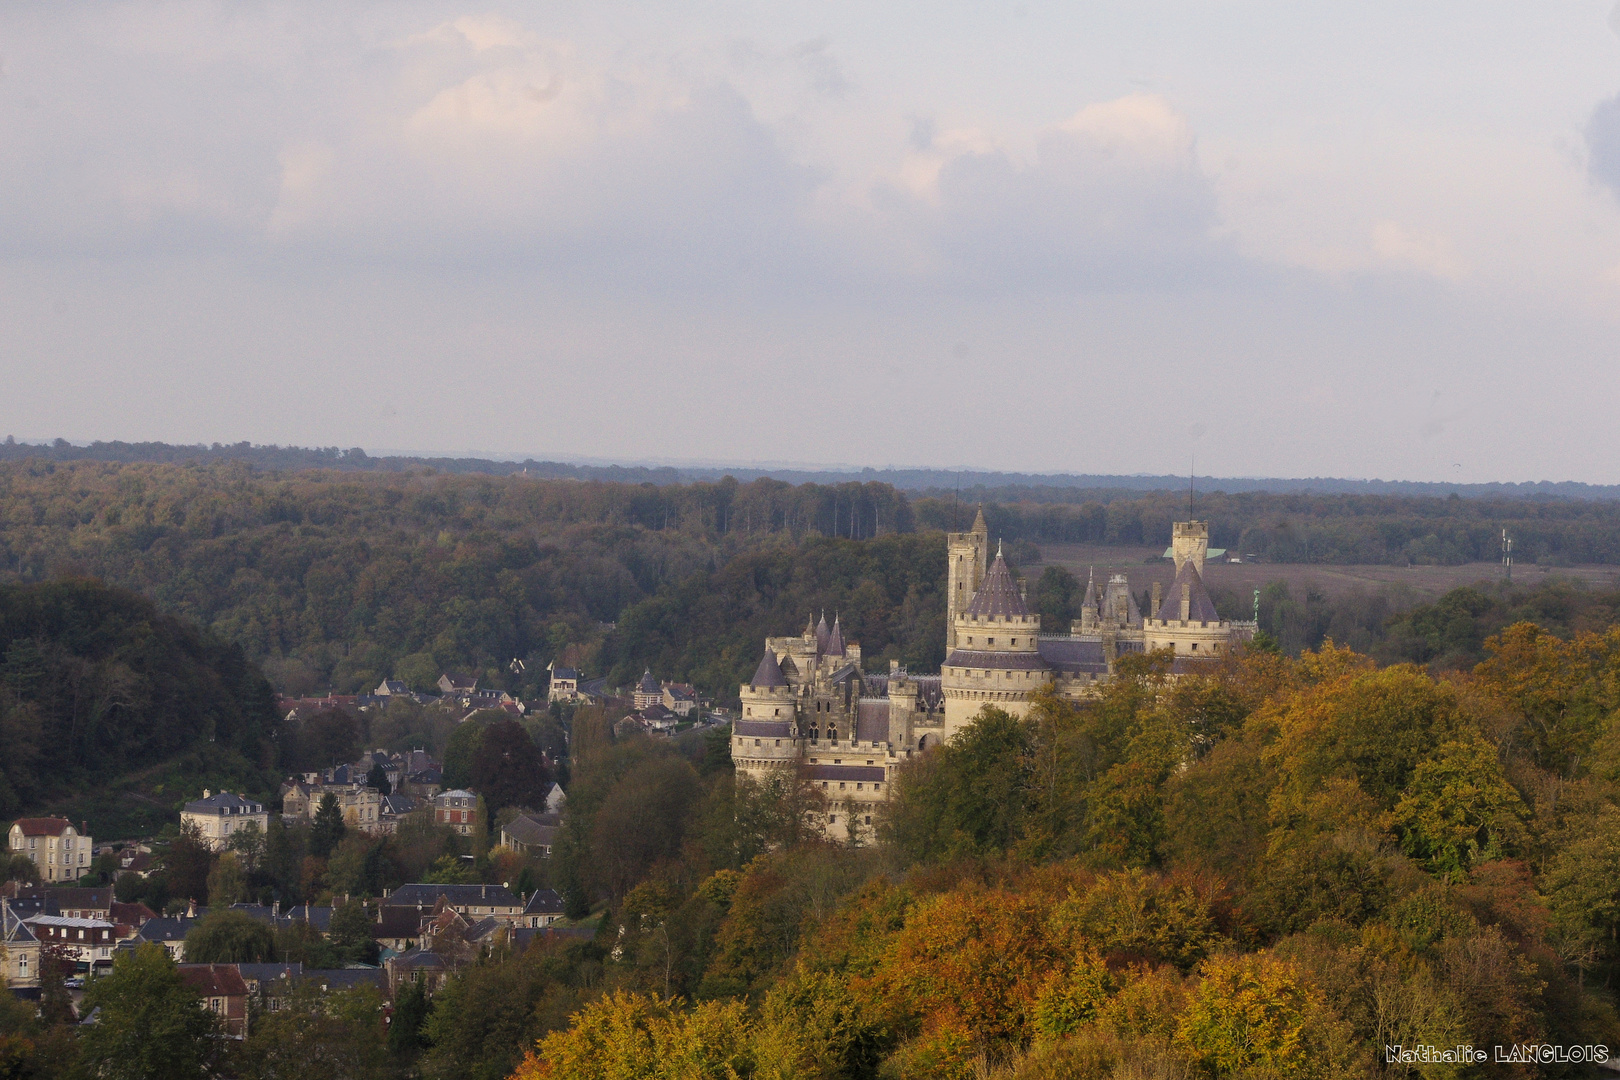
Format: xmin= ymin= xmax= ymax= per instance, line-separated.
xmin=2 ymin=2 xmax=1619 ymax=482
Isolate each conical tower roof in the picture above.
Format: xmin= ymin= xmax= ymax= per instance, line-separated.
xmin=972 ymin=506 xmax=988 ymax=533
xmin=637 ymin=669 xmax=660 ymax=695
xmin=749 ymin=648 xmax=788 ymax=688
xmin=964 ymin=545 xmax=1031 ymax=619
xmin=1154 ymin=560 xmax=1221 ymax=623
xmin=1080 ymin=567 xmax=1098 ymax=616
xmin=826 ymin=615 xmax=845 ymax=657
xmin=815 ymin=611 xmax=831 ymax=653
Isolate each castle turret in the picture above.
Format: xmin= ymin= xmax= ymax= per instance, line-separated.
xmin=941 ymin=543 xmax=1047 ymax=736
xmin=946 ymin=507 xmax=989 ymax=649
xmin=1076 ymin=567 xmax=1099 ymax=633
xmin=1171 ymin=520 xmax=1210 ymax=575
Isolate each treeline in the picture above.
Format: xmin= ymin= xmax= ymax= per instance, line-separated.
xmin=0 ymin=461 xmax=910 ymax=699
xmin=919 ymin=490 xmax=1620 ymax=564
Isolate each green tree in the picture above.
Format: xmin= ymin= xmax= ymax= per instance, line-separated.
xmin=471 ymin=719 xmax=552 ymax=814
xmin=183 ymin=909 xmax=276 ymax=964
xmin=311 ymin=793 xmax=346 ymax=859
xmin=226 ymin=820 xmax=266 ymax=874
xmin=881 ymin=707 xmax=1032 ymax=862
xmin=365 ymin=762 xmax=391 ymax=797
xmin=442 ymin=719 xmax=486 ymax=790
xmin=238 ymin=983 xmax=391 ymax=1080
xmin=388 ymin=980 xmax=431 ymax=1055
xmin=328 ymin=898 xmax=380 ymax=965
xmin=76 ymin=943 xmax=219 ymax=1080
xmin=164 ymin=824 xmax=215 ymax=906
xmin=204 ymin=851 xmax=247 ymax=907
xmin=1385 ymin=731 xmax=1529 ymax=879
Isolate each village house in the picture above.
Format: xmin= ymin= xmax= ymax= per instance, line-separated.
xmin=662 ymin=682 xmax=698 ymax=717
xmin=521 ymin=889 xmax=566 ymax=928
xmin=27 ymin=916 xmax=127 ymax=974
xmin=383 ymin=883 xmax=523 ymax=923
xmin=7 ymin=818 xmax=94 ymax=883
xmin=178 ymin=964 xmax=251 ymax=1038
xmin=499 ymin=814 xmax=560 ymax=858
xmin=546 ymin=661 xmax=580 ymax=702
xmin=181 ymin=791 xmax=269 ymax=851
xmin=1 ymin=900 xmax=39 ymax=990
xmin=433 ymin=790 xmax=479 ymax=836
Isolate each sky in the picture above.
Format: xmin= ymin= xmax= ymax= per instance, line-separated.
xmin=2 ymin=2 xmax=1620 ymax=483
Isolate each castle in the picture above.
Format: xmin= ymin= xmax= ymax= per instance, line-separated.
xmin=730 ymin=511 xmax=1255 ymax=841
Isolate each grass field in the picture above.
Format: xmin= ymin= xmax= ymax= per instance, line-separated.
xmin=1025 ymin=542 xmax=1620 ymax=606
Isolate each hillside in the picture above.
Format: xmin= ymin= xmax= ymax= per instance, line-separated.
xmin=0 ymin=578 xmax=280 ymax=833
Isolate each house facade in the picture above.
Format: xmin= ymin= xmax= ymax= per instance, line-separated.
xmin=434 ymin=790 xmax=478 ymax=836
xmin=181 ymin=791 xmax=270 ymax=851
xmin=7 ymin=818 xmax=94 ymax=882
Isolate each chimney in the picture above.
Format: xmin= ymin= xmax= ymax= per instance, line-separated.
xmin=202 ymin=789 xmax=211 ymax=800
xmin=1151 ymin=582 xmax=1162 ymax=618
xmin=187 ymin=899 xmax=197 ymax=918
xmin=1180 ymin=583 xmax=1191 ymax=622
xmin=272 ymin=900 xmax=280 ymax=917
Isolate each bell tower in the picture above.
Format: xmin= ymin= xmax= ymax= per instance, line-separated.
xmin=946 ymin=507 xmax=988 ymax=649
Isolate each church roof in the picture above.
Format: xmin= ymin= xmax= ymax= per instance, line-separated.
xmin=1154 ymin=560 xmax=1222 ymax=623
xmin=826 ymin=616 xmax=845 ymax=657
xmin=749 ymin=648 xmax=788 ymax=688
xmin=964 ymin=548 xmax=1030 ymax=619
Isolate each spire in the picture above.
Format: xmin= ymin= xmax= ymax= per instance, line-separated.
xmin=827 ymin=614 xmax=845 ymax=657
xmin=964 ymin=549 xmax=1031 ymax=619
xmin=1081 ymin=567 xmax=1098 ymax=612
xmin=996 ymin=538 xmax=1003 ymax=559
xmin=815 ymin=611 xmax=831 ymax=653
xmin=749 ymin=647 xmax=788 ymax=689
xmin=972 ymin=506 xmax=987 ymax=535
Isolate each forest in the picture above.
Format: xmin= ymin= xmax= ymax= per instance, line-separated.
xmin=12 ymin=631 xmax=1620 ymax=1078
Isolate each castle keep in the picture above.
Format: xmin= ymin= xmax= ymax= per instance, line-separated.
xmin=731 ymin=511 xmax=1255 ymax=841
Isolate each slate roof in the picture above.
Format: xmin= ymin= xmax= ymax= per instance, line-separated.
xmin=381 ymin=795 xmax=418 ymax=816
xmin=501 ymin=815 xmax=559 ymax=850
xmin=804 ymin=764 xmax=886 ymax=783
xmin=384 ymin=884 xmax=521 ymax=910
xmin=1080 ymin=569 xmax=1098 ymax=619
xmin=136 ymin=916 xmax=203 ymax=943
xmin=815 ymin=613 xmax=831 ymax=653
xmin=1035 ymin=638 xmax=1109 ymax=674
xmin=549 ymin=666 xmax=579 ymax=681
xmin=911 ymin=676 xmax=944 ymax=710
xmin=393 ymin=950 xmax=447 ymax=969
xmin=749 ymin=648 xmax=788 ymax=689
xmin=183 ymin=792 xmax=264 ymax=815
xmin=1154 ymin=561 xmax=1222 ymax=624
xmin=523 ymin=889 xmax=565 ymax=916
xmin=733 ymin=719 xmax=794 ymax=738
xmin=855 ymin=700 xmax=890 ymax=743
xmin=964 ymin=550 xmax=1031 ymax=619
xmin=826 ymin=617 xmax=845 ymax=657
xmin=943 ymin=649 xmax=1050 ymax=670
xmin=637 ymin=670 xmax=660 ymax=694
xmin=375 ymin=907 xmax=426 ymax=940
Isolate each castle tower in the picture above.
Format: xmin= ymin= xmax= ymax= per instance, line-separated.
xmin=1076 ymin=567 xmax=1099 ymax=633
xmin=733 ymin=647 xmax=801 ymax=773
xmin=1171 ymin=520 xmax=1210 ymax=575
xmin=946 ymin=507 xmax=989 ymax=649
xmin=941 ymin=543 xmax=1046 ymax=738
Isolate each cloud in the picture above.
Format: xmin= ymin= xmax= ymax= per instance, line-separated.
xmin=868 ymin=95 xmax=1229 ymax=288
xmin=1587 ymin=92 xmax=1620 ymax=200
xmin=1371 ymin=221 xmax=1467 ymax=280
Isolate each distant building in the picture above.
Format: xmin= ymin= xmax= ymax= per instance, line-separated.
xmin=438 ymin=672 xmax=478 ymax=695
xmin=546 ymin=661 xmax=580 ymax=703
xmin=520 ymin=888 xmax=565 ymax=928
xmin=1 ymin=900 xmax=39 ymax=989
xmin=181 ymin=791 xmax=269 ymax=851
xmin=434 ymin=790 xmax=478 ymax=836
xmin=633 ymin=670 xmax=662 ymax=710
xmin=499 ymin=814 xmax=560 ymax=858
xmin=662 ymin=682 xmax=698 ymax=717
xmin=374 ymin=678 xmax=410 ymax=696
xmin=178 ymin=964 xmax=250 ymax=1039
xmin=383 ymin=883 xmax=522 ymax=922
xmin=7 ymin=818 xmax=94 ymax=883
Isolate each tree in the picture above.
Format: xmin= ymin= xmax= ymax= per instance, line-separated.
xmin=1384 ymin=731 xmax=1529 ymax=879
xmin=388 ymin=980 xmax=431 ymax=1055
xmin=205 ymin=851 xmax=247 ymax=907
xmin=1175 ymin=953 xmax=1347 ymax=1079
xmin=880 ymin=707 xmax=1032 ymax=863
xmin=0 ymin=852 xmax=37 ymax=884
xmin=365 ymin=762 xmax=391 ymax=797
xmin=76 ymin=943 xmax=219 ymax=1080
xmin=226 ymin=820 xmax=267 ymax=873
xmin=471 ymin=719 xmax=552 ymax=814
xmin=311 ymin=793 xmax=346 ymax=859
xmin=512 ymin=990 xmax=753 ymax=1080
xmin=328 ymin=898 xmax=380 ymax=965
xmin=442 ymin=719 xmax=486 ymax=790
xmin=183 ymin=909 xmax=276 ymax=964
xmin=238 ymin=983 xmax=391 ymax=1080
xmin=164 ymin=824 xmax=214 ymax=906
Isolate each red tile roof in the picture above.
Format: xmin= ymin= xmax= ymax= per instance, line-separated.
xmin=10 ymin=817 xmax=72 ymax=837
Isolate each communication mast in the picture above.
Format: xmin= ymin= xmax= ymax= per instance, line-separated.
xmin=1502 ymin=529 xmax=1513 ymax=583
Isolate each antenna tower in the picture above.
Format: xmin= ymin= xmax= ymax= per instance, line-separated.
xmin=1502 ymin=529 xmax=1513 ymax=583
